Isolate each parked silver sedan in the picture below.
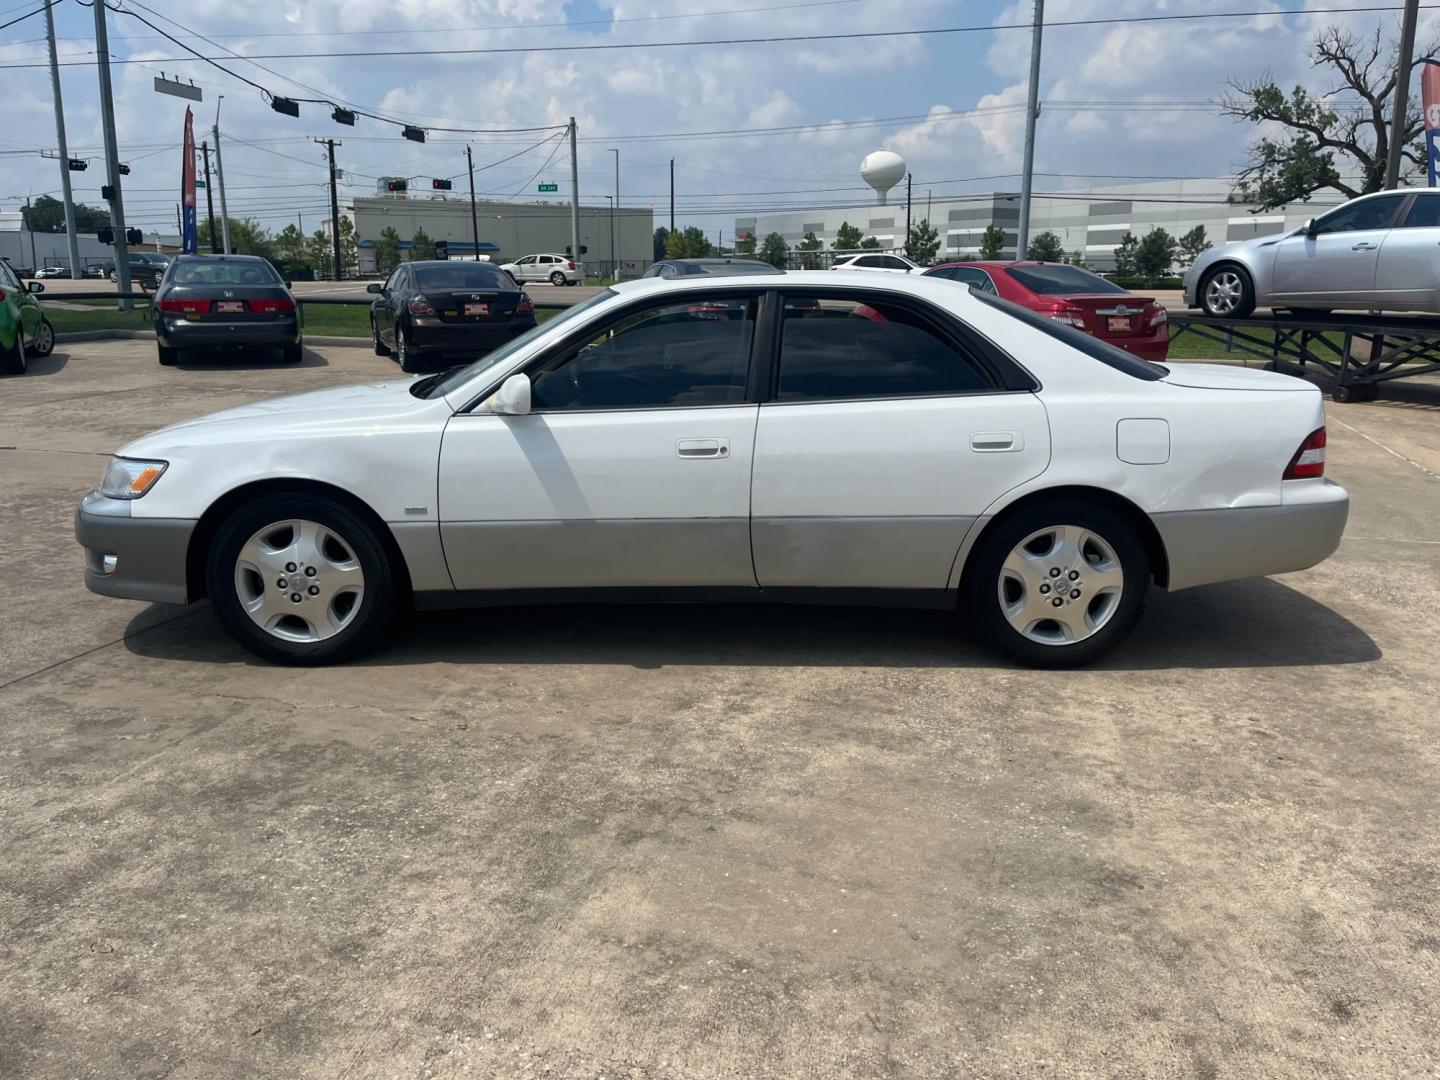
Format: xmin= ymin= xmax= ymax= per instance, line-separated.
xmin=1184 ymin=189 xmax=1440 ymax=318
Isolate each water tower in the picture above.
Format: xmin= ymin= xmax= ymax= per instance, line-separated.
xmin=861 ymin=150 xmax=906 ymax=205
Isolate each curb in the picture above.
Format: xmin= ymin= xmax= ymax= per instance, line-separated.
xmin=54 ymin=329 xmax=370 ymax=348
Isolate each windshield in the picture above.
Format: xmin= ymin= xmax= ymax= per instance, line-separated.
xmin=413 ymin=263 xmax=514 ymax=291
xmin=1005 ymin=264 xmax=1127 ymax=295
xmin=172 ymin=260 xmax=280 ymax=286
xmin=415 ymin=289 xmax=618 ymax=400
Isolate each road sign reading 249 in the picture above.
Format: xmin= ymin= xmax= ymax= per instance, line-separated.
xmin=537 ymin=183 xmax=559 ymax=192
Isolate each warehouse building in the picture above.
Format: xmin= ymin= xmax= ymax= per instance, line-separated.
xmin=345 ymin=194 xmax=653 ymax=277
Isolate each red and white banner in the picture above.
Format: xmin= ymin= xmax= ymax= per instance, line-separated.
xmin=1422 ymin=62 xmax=1440 ymax=187
xmin=181 ymin=107 xmax=197 ymax=253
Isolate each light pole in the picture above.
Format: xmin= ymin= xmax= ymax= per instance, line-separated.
xmin=1386 ymin=0 xmax=1421 ymax=189
xmin=607 ymin=148 xmax=620 ymax=278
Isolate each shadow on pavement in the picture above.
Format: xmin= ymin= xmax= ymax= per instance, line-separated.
xmin=175 ymin=346 xmax=328 ymax=370
xmin=122 ymin=576 xmax=1378 ymax=671
xmin=19 ymin=351 xmax=70 ymax=377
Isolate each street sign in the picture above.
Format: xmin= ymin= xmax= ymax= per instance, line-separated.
xmin=538 ymin=183 xmax=559 ymax=192
xmin=153 ymin=76 xmax=202 ymax=102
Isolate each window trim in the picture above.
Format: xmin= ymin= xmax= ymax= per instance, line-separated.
xmin=517 ymin=288 xmax=771 ymax=414
xmin=763 ymin=286 xmax=1038 ymax=406
xmin=1396 ymin=193 xmax=1440 ymax=229
xmin=1310 ymin=193 xmax=1409 ymax=236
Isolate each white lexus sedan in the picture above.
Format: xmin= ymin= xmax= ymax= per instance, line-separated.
xmin=75 ymin=272 xmax=1349 ymax=668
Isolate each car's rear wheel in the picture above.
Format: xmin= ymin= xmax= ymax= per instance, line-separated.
xmin=1 ymin=331 xmax=25 ymax=375
xmin=282 ymin=342 xmax=303 ymax=364
xmin=157 ymin=344 xmax=178 ymax=366
xmin=31 ymin=318 xmax=54 ymax=358
xmin=971 ymin=499 xmax=1149 ymax=668
xmin=395 ymin=322 xmax=421 ymax=373
xmin=371 ymin=317 xmax=391 ymax=356
xmin=206 ymin=495 xmax=397 ymax=665
xmin=549 ymin=271 xmax=566 ymax=286
xmin=1199 ymin=265 xmax=1256 ymax=319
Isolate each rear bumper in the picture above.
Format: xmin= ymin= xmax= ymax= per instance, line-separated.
xmin=408 ymin=318 xmax=536 ymax=355
xmin=156 ymin=315 xmax=300 ymax=349
xmin=75 ymin=492 xmax=195 ymax=605
xmin=1153 ymin=480 xmax=1349 ymax=591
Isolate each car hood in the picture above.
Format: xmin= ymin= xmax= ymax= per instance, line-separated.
xmin=119 ymin=378 xmax=439 ymax=456
xmin=1161 ymin=362 xmax=1315 ymax=392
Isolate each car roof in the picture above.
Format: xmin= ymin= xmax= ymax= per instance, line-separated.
xmin=171 ymin=253 xmax=266 ymax=263
xmin=610 ymin=268 xmax=971 ymax=299
xmin=931 ymin=260 xmax=1065 ymax=270
xmin=408 ymin=259 xmax=503 ymax=268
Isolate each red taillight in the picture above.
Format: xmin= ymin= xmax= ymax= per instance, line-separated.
xmin=156 ymin=298 xmax=212 ymax=314
xmin=1047 ymin=305 xmax=1085 ymax=328
xmin=517 ymin=296 xmax=534 ymax=314
xmin=566 ymin=260 xmax=575 ymax=271
xmin=1283 ymin=427 xmax=1326 ymax=480
xmin=1146 ymin=305 xmax=1168 ymax=328
xmin=408 ymin=296 xmax=435 ymax=316
xmin=0 ymin=289 xmax=6 ymax=301
xmin=247 ymin=297 xmax=296 ymax=314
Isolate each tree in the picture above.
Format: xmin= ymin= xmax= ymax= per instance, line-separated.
xmin=1222 ymin=25 xmax=1433 ymax=208
xmin=1177 ymin=225 xmax=1211 ymax=267
xmin=375 ymin=226 xmax=403 ymax=273
xmin=735 ymin=232 xmax=756 ymax=255
xmin=904 ymin=218 xmax=940 ymax=264
xmin=681 ymin=225 xmax=712 ymax=258
xmin=335 ymin=216 xmax=358 ymax=278
xmin=1112 ymin=231 xmax=1139 ymax=277
xmin=978 ymin=224 xmax=1006 ymax=260
xmin=796 ymin=229 xmax=824 ymax=268
xmin=860 ymin=235 xmax=881 ymax=249
xmin=274 ymin=224 xmax=307 ymax=265
xmin=410 ymin=227 xmax=437 ymax=261
xmin=653 ymin=227 xmax=669 ymax=261
xmin=198 ymin=216 xmax=273 ymax=259
xmin=1068 ymin=249 xmax=1089 ymax=269
xmin=832 ymin=221 xmax=864 ymax=251
xmin=22 ymin=193 xmax=110 ymax=233
xmin=759 ymin=232 xmax=789 ymax=269
xmin=1134 ymin=227 xmax=1179 ymax=285
xmin=1026 ymin=230 xmax=1064 ymax=262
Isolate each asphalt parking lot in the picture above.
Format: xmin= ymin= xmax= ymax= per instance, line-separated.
xmin=3 ymin=340 xmax=1439 ymax=1078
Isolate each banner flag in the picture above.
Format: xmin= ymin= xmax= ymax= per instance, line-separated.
xmin=181 ymin=107 xmax=198 ymax=253
xmin=1422 ymin=62 xmax=1440 ymax=187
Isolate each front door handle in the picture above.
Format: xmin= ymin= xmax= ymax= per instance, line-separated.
xmin=1351 ymin=242 xmax=1378 ymax=251
xmin=677 ymin=438 xmax=729 ymax=459
xmin=971 ymin=431 xmax=1023 ymax=453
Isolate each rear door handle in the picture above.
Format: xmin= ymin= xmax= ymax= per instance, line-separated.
xmin=971 ymin=431 xmax=1022 ymax=452
xmin=677 ymin=438 xmax=729 ymax=459
xmin=1351 ymin=242 xmax=1378 ymax=251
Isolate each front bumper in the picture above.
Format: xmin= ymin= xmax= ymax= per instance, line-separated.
xmin=75 ymin=492 xmax=196 ymax=605
xmin=408 ymin=318 xmax=536 ymax=356
xmin=1182 ymin=270 xmax=1200 ymax=307
xmin=1153 ymin=480 xmax=1350 ymax=592
xmin=156 ymin=315 xmax=300 ymax=350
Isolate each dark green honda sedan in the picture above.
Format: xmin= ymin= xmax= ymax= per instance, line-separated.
xmin=1 ymin=259 xmax=55 ymax=375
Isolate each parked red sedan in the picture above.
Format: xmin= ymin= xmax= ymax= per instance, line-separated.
xmin=923 ymin=261 xmax=1169 ymax=361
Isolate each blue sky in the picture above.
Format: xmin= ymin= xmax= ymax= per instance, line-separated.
xmin=0 ymin=0 xmax=1425 ymax=243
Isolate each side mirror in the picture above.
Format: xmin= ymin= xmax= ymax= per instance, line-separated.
xmin=487 ymin=372 xmax=531 ymax=415
xmin=366 ymin=282 xmax=384 ymax=294
xmin=1303 ymin=218 xmax=1317 ymax=237
xmin=27 ymin=281 xmax=44 ymax=294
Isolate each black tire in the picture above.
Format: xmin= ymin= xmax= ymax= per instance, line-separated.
xmin=282 ymin=342 xmax=304 ymax=364
xmin=0 ymin=332 xmax=25 ymax=375
xmin=108 ymin=270 xmax=118 ymax=283
xmin=1332 ymin=381 xmax=1378 ymax=403
xmin=549 ymin=271 xmax=566 ymax=287
xmin=206 ymin=494 xmax=398 ymax=665
xmin=1198 ymin=265 xmax=1256 ymax=319
xmin=31 ymin=317 xmax=55 ymax=358
xmin=970 ymin=498 xmax=1150 ymax=669
xmin=395 ymin=322 xmax=421 ymax=373
xmin=371 ymin=317 xmax=391 ymax=356
xmin=157 ymin=345 xmax=178 ymax=366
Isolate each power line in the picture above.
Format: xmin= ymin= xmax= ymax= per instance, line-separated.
xmin=4 ymin=5 xmax=1426 ymax=68
xmin=0 ymin=0 xmax=56 ymax=33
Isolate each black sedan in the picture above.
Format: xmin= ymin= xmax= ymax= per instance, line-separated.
xmin=368 ymin=260 xmax=536 ymax=372
xmin=641 ymin=258 xmax=782 ymax=279
xmin=150 ymin=255 xmax=302 ymax=365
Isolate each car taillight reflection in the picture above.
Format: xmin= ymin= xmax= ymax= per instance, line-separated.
xmin=517 ymin=296 xmax=534 ymax=314
xmin=248 ymin=297 xmax=296 ymax=314
xmin=156 ymin=298 xmax=212 ymax=314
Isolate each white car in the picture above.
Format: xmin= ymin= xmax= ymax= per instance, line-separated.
xmin=75 ymin=272 xmax=1348 ymax=668
xmin=498 ymin=253 xmax=581 ymax=286
xmin=830 ymin=252 xmax=922 ymax=274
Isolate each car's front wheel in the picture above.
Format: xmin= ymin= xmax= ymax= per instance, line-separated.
xmin=1199 ymin=265 xmax=1256 ymax=319
xmin=206 ymin=494 xmax=397 ymax=665
xmin=31 ymin=318 xmax=54 ymax=358
xmin=971 ymin=500 xmax=1149 ymax=668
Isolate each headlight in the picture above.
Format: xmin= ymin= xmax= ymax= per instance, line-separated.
xmin=99 ymin=457 xmax=168 ymax=499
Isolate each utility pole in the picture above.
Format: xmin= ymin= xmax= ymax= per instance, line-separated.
xmin=904 ymin=173 xmax=912 ymax=253
xmin=322 ymin=138 xmax=342 ymax=280
xmin=25 ymin=198 xmax=37 ymax=269
xmin=44 ymin=1 xmax=81 ymax=278
xmin=92 ymin=0 xmax=132 ymax=308
xmin=605 ymin=195 xmax=615 ymax=280
xmin=669 ymin=158 xmax=675 ymax=234
xmin=608 ymin=147 xmax=620 ymax=278
xmin=568 ymin=117 xmax=582 ymax=277
xmin=466 ymin=145 xmax=480 ymax=263
xmin=1385 ymin=0 xmax=1421 ymax=189
xmin=1016 ymin=0 xmax=1045 ymax=259
xmin=212 ymin=96 xmax=231 ymax=254
xmin=200 ymin=142 xmax=218 ymax=252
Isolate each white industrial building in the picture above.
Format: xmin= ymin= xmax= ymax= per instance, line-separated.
xmin=0 ymin=211 xmax=116 ymax=275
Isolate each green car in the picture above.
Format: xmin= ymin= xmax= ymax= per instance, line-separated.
xmin=1 ymin=259 xmax=55 ymax=375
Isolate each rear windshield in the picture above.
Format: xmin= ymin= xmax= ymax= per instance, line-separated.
xmin=171 ymin=260 xmax=280 ymax=285
xmin=413 ymin=263 xmax=515 ymax=291
xmin=973 ymin=291 xmax=1166 ymax=380
xmin=1005 ymin=264 xmax=1127 ymax=295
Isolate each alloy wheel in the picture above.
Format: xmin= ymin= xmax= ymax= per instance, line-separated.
xmin=1204 ymin=270 xmax=1244 ymax=316
xmin=997 ymin=524 xmax=1124 ymax=646
xmin=34 ymin=320 xmax=53 ymax=356
xmin=233 ymin=519 xmax=366 ymax=643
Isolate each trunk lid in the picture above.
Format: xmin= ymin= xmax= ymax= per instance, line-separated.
xmin=1052 ymin=293 xmax=1160 ymax=338
xmin=1161 ymin=362 xmax=1314 ymax=391
xmin=424 ymin=288 xmax=523 ymax=325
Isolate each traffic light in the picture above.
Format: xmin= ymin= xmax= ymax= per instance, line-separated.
xmin=67 ymin=158 xmax=87 ymax=171
xmin=332 ymin=107 xmax=356 ymax=126
xmin=101 ymin=185 xmax=116 ymax=201
xmin=564 ymin=244 xmax=589 ymax=255
xmin=125 ymin=229 xmax=143 ymax=245
xmin=402 ymin=126 xmax=425 ymax=143
xmin=118 ymin=163 xmax=131 ymax=176
xmin=434 ymin=241 xmax=448 ymax=259
xmin=97 ymin=227 xmax=114 ymax=245
xmin=271 ymin=96 xmax=300 ymax=117
xmin=431 ymin=178 xmax=452 ymax=191
xmin=385 ymin=179 xmax=408 ymax=193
